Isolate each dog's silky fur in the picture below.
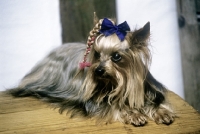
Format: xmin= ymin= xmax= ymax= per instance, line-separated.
xmin=8 ymin=16 xmax=175 ymax=126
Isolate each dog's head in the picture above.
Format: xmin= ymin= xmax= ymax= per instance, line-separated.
xmin=81 ymin=15 xmax=151 ymax=109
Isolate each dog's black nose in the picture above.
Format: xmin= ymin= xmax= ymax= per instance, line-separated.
xmin=95 ymin=66 xmax=105 ymax=76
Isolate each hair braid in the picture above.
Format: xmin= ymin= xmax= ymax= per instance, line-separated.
xmin=79 ymin=17 xmax=115 ymax=69
xmin=79 ymin=19 xmax=102 ymax=69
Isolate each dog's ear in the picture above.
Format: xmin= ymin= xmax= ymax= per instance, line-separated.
xmin=93 ymin=12 xmax=99 ymax=25
xmin=131 ymin=22 xmax=150 ymax=44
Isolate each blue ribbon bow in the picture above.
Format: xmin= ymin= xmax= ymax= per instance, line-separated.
xmin=99 ymin=18 xmax=130 ymax=41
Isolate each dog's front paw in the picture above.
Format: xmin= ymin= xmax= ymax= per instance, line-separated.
xmin=122 ymin=110 xmax=147 ymax=126
xmin=152 ymin=108 xmax=175 ymax=125
xmin=130 ymin=112 xmax=147 ymax=126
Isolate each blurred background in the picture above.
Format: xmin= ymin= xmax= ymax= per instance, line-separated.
xmin=0 ymin=0 xmax=199 ymax=111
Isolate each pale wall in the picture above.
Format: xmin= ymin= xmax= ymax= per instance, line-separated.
xmin=0 ymin=0 xmax=62 ymax=90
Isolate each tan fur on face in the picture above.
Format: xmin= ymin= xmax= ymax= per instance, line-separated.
xmin=81 ymin=33 xmax=149 ymax=109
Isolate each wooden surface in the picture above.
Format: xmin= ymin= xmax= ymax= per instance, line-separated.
xmin=0 ymin=91 xmax=200 ymax=134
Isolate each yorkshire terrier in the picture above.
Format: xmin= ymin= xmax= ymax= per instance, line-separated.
xmin=8 ymin=13 xmax=175 ymax=126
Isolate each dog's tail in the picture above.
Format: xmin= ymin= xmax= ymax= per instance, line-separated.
xmin=7 ymin=87 xmax=31 ymax=97
xmin=6 ymin=86 xmax=91 ymax=118
xmin=7 ymin=87 xmax=50 ymax=98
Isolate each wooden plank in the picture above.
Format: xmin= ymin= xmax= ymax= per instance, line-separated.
xmin=177 ymin=0 xmax=200 ymax=111
xmin=0 ymin=91 xmax=200 ymax=134
xmin=196 ymin=0 xmax=200 ymax=12
xmin=59 ymin=0 xmax=116 ymax=43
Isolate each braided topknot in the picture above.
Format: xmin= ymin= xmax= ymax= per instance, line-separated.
xmin=79 ymin=13 xmax=115 ymax=69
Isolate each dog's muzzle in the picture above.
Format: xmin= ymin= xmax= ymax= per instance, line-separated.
xmin=95 ymin=66 xmax=105 ymax=76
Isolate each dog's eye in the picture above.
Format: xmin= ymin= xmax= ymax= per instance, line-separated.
xmin=94 ymin=51 xmax=100 ymax=59
xmin=111 ymin=52 xmax=121 ymax=62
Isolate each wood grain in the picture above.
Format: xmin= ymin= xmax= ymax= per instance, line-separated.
xmin=0 ymin=91 xmax=200 ymax=134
